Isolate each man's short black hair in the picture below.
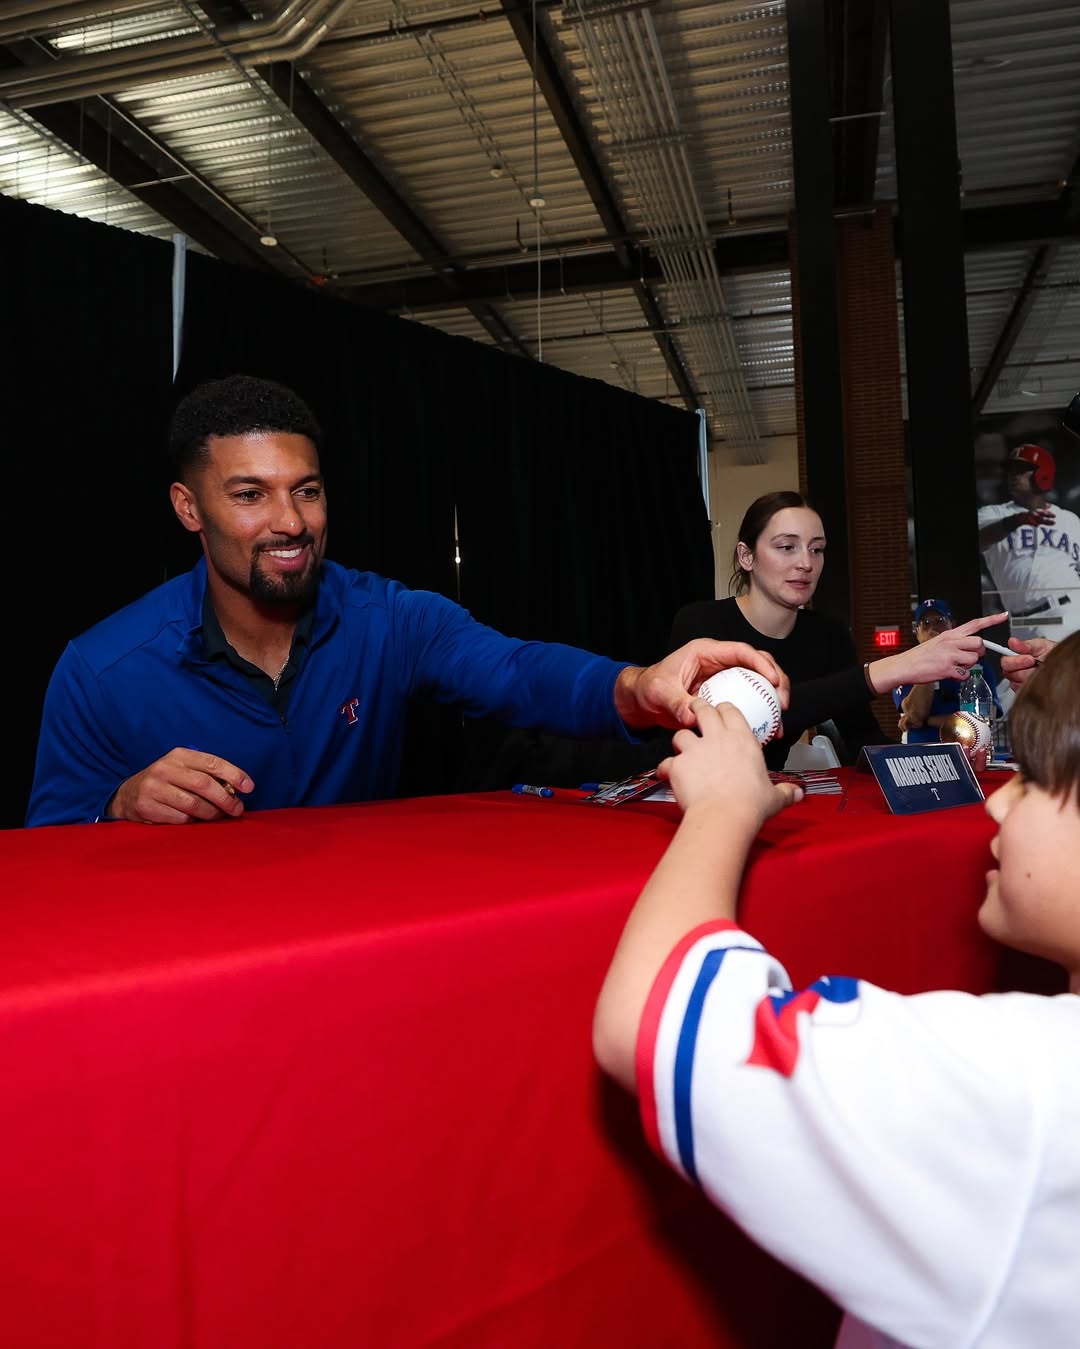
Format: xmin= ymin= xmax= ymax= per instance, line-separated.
xmin=168 ymin=374 xmax=323 ymax=479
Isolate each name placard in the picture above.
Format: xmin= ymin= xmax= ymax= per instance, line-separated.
xmin=861 ymin=743 xmax=984 ymax=815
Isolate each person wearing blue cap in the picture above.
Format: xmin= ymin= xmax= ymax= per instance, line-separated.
xmin=894 ymin=599 xmax=1000 ymax=743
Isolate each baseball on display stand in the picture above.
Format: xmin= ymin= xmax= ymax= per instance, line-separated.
xmin=697 ymin=667 xmax=782 ymax=745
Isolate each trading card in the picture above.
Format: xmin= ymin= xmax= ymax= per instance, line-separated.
xmin=583 ymin=769 xmax=665 ymax=805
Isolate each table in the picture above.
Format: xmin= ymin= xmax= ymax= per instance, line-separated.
xmin=0 ymin=773 xmax=1059 ymax=1348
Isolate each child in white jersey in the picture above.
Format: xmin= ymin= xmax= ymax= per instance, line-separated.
xmin=593 ymin=631 xmax=1080 ymax=1349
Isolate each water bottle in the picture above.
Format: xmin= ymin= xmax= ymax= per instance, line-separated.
xmin=959 ymin=664 xmax=994 ymax=769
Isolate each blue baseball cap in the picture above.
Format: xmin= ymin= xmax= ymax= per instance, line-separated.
xmin=914 ymin=598 xmax=954 ymax=624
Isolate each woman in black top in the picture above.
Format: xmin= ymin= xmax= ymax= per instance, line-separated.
xmin=670 ymin=490 xmax=1005 ymax=769
xmin=462 ymin=491 xmax=1004 ymax=786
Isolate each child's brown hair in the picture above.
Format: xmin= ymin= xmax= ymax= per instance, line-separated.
xmin=1008 ymin=630 xmax=1080 ymax=806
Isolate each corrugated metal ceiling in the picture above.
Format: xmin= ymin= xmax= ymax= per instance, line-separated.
xmin=0 ymin=0 xmax=1076 ymax=455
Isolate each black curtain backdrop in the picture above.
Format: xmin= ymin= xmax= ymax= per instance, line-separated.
xmin=8 ymin=196 xmax=712 ymax=822
xmin=449 ymin=357 xmax=714 ymax=793
xmin=5 ymin=193 xmax=175 ymax=829
xmin=452 ymin=359 xmax=711 ymax=662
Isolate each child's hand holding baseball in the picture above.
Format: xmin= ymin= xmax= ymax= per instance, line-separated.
xmin=657 ymin=698 xmax=803 ymax=828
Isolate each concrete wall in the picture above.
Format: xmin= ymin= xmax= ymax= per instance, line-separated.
xmin=706 ymin=436 xmax=800 ymax=596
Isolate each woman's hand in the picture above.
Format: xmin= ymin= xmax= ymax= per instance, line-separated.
xmin=866 ymin=612 xmax=1008 ymax=692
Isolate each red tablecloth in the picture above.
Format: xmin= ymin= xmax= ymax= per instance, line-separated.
xmin=0 ymin=774 xmax=1059 ymax=1348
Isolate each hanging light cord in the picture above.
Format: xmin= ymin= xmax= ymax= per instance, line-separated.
xmin=531 ymin=0 xmax=542 ymax=359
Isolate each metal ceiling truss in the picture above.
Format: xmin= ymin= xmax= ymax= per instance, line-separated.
xmin=561 ymin=0 xmax=761 ymax=456
xmin=3 ymin=0 xmax=1078 ymax=443
xmin=498 ymin=0 xmax=696 ymax=407
xmin=971 ymin=151 xmax=1080 ymax=416
xmin=339 ymin=197 xmax=1079 ymax=310
xmin=1 ymin=1 xmax=535 ymax=354
xmin=257 ymin=59 xmax=532 ymax=355
xmin=0 ymin=40 xmax=293 ymax=269
xmin=0 ymin=0 xmax=357 ymax=107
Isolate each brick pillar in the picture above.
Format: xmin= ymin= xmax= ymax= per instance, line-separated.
xmin=793 ymin=206 xmax=913 ymax=728
xmin=836 ymin=206 xmax=912 ymax=725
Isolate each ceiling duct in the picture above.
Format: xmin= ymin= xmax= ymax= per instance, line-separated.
xmin=0 ymin=0 xmax=354 ymax=107
xmin=0 ymin=0 xmax=167 ymax=44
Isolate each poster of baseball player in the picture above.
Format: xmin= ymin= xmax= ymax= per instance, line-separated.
xmin=975 ymin=407 xmax=1080 ymax=652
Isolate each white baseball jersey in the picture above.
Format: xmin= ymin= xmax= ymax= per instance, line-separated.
xmin=638 ymin=920 xmax=1080 ymax=1349
xmin=978 ymin=499 xmax=1080 ymax=638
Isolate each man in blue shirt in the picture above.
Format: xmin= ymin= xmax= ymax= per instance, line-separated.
xmin=894 ymin=598 xmax=999 ymax=744
xmin=27 ymin=374 xmax=787 ymax=826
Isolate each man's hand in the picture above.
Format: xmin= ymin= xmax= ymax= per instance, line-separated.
xmin=613 ymin=639 xmax=790 ymax=731
xmin=106 ymin=748 xmax=254 ymax=823
xmin=1021 ymin=506 xmax=1056 ymax=528
xmin=1001 ymin=636 xmax=1055 ymax=692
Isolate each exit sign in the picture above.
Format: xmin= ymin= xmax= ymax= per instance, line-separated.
xmin=874 ymin=626 xmax=901 ymax=649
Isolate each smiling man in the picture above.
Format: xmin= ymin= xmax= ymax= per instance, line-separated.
xmin=26 ymin=374 xmax=790 ymax=826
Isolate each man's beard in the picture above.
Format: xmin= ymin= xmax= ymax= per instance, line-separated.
xmin=249 ymin=553 xmax=320 ymax=607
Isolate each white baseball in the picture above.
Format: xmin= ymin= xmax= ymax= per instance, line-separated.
xmin=697 ymin=667 xmax=782 ymax=745
xmin=955 ymin=710 xmax=992 ymax=754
